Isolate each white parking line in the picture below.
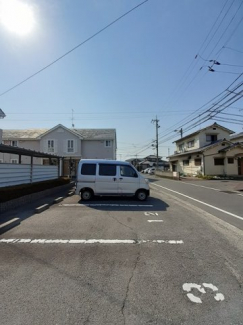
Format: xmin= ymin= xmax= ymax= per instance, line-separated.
xmin=0 ymin=238 xmax=183 ymax=245
xmin=179 ymin=181 xmax=221 ymax=191
xmin=152 ymin=183 xmax=243 ymax=221
xmin=59 ymin=204 xmax=154 ymax=207
xmin=180 ymin=181 xmax=243 ymax=196
xmin=147 ymin=220 xmax=163 ymax=223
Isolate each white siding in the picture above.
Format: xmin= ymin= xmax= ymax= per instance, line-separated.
xmin=198 ymin=127 xmax=230 ymax=147
xmin=82 ymin=140 xmax=115 ymax=159
xmin=40 ymin=128 xmax=81 ymax=157
xmin=0 ymin=164 xmax=58 ymax=187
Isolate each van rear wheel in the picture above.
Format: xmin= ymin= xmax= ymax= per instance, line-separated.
xmin=136 ymin=190 xmax=147 ymax=201
xmin=81 ymin=189 xmax=93 ymax=201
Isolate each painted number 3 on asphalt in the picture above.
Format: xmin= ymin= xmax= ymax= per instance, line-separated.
xmin=183 ymin=283 xmax=225 ymax=304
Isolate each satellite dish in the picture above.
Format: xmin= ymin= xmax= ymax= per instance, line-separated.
xmin=0 ymin=109 xmax=6 ymax=119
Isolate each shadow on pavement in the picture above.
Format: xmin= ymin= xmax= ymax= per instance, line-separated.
xmin=77 ymin=196 xmax=169 ymax=212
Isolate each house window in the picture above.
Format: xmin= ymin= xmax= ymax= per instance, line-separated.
xmin=105 ymin=140 xmax=112 ymax=147
xmin=187 ymin=140 xmax=195 ymax=148
xmin=11 ymin=140 xmax=18 ymax=147
xmin=67 ymin=140 xmax=74 ymax=153
xmin=214 ymin=158 xmax=224 ymax=165
xmin=11 ymin=159 xmax=18 ymax=164
xmin=178 ymin=143 xmax=184 ymax=151
xmin=183 ymin=160 xmax=189 ymax=166
xmin=206 ymin=134 xmax=217 ymax=142
xmin=194 ymin=158 xmax=201 ymax=166
xmin=228 ymin=158 xmax=234 ymax=164
xmin=47 ymin=140 xmax=55 ymax=153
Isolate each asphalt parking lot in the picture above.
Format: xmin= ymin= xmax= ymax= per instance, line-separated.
xmin=0 ymin=185 xmax=242 ymax=325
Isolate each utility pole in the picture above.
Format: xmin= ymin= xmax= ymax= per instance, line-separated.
xmin=151 ymin=116 xmax=160 ymax=168
xmin=174 ymin=128 xmax=183 ymax=138
xmin=71 ymin=109 xmax=75 ymax=128
xmin=0 ymin=108 xmax=6 ymax=119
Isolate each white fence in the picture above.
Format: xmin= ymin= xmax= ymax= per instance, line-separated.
xmin=0 ymin=163 xmax=59 ymax=188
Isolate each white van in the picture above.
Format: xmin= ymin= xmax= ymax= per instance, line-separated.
xmin=75 ymin=159 xmax=150 ymax=201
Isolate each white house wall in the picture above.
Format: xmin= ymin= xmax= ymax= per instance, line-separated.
xmin=40 ymin=127 xmax=81 ymax=157
xmin=176 ymin=135 xmax=200 ymax=152
xmin=198 ymin=128 xmax=230 ymax=147
xmin=203 ymin=145 xmax=241 ymax=176
xmin=231 ymin=135 xmax=243 ymax=143
xmin=225 ymin=148 xmax=241 ymax=175
xmin=81 ymin=140 xmax=115 ymax=159
xmin=171 ymin=154 xmax=202 ymax=176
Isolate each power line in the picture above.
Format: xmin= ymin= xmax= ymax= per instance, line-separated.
xmin=206 ymin=0 xmax=243 ymax=59
xmin=199 ymin=0 xmax=236 ymax=57
xmin=156 ymin=78 xmax=243 ymax=146
xmin=0 ymin=0 xmax=149 ymax=97
xmin=223 ymin=46 xmax=243 ymax=54
xmin=157 ymin=0 xmax=233 ymax=116
xmin=213 ymin=117 xmax=243 ymax=125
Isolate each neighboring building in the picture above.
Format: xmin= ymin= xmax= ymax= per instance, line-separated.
xmin=0 ymin=129 xmax=2 ymax=144
xmin=168 ymin=122 xmax=243 ymax=176
xmin=125 ymin=158 xmax=143 ymax=168
xmin=230 ymin=131 xmax=243 ymax=143
xmin=0 ymin=124 xmax=117 ymax=176
xmin=139 ymin=155 xmax=169 ymax=171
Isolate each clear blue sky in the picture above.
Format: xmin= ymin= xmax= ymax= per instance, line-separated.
xmin=0 ymin=0 xmax=243 ymax=160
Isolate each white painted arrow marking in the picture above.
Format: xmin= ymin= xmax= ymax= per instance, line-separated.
xmin=144 ymin=212 xmax=158 ymax=216
xmin=182 ymin=283 xmax=225 ymax=303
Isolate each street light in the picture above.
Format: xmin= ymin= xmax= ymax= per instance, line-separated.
xmin=0 ymin=109 xmax=6 ymax=119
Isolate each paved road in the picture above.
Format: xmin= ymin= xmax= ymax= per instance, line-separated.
xmin=0 ymin=187 xmax=242 ymax=325
xmin=149 ymin=176 xmax=243 ymax=230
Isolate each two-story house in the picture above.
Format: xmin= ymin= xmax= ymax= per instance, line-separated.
xmin=0 ymin=124 xmax=117 ymax=176
xmin=168 ymin=122 xmax=243 ymax=176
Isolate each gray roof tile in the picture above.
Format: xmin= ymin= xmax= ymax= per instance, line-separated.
xmin=2 ymin=127 xmax=116 ymax=140
xmin=2 ymin=129 xmax=48 ymax=139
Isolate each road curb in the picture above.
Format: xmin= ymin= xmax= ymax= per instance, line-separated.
xmin=35 ymin=204 xmax=49 ymax=214
xmin=53 ymin=197 xmax=64 ymax=204
xmin=0 ymin=218 xmax=20 ymax=234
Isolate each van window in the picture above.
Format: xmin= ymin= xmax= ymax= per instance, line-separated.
xmin=81 ymin=163 xmax=96 ymax=175
xmin=99 ymin=164 xmax=116 ymax=176
xmin=120 ymin=165 xmax=138 ymax=178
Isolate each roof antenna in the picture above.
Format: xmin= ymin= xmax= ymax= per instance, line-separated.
xmin=71 ymin=109 xmax=75 ymax=128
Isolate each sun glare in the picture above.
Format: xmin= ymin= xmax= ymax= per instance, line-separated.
xmin=0 ymin=0 xmax=35 ymax=36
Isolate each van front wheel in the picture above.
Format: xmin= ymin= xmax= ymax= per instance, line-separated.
xmin=81 ymin=189 xmax=93 ymax=201
xmin=136 ymin=190 xmax=147 ymax=201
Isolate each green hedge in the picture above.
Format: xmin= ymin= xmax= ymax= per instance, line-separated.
xmin=0 ymin=178 xmax=70 ymax=203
